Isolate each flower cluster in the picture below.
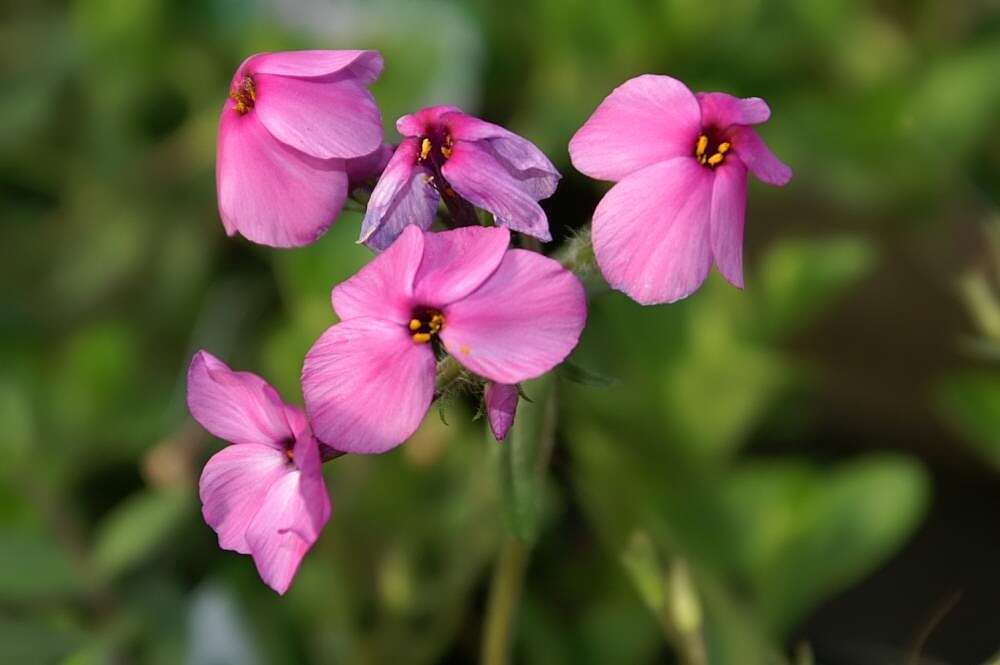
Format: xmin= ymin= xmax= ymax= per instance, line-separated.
xmin=192 ymin=50 xmax=790 ymax=593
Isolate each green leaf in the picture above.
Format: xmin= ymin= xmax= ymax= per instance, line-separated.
xmin=0 ymin=617 xmax=82 ymax=663
xmin=91 ymin=489 xmax=189 ymax=581
xmin=0 ymin=530 xmax=80 ymax=601
xmin=936 ymin=371 xmax=1000 ymax=470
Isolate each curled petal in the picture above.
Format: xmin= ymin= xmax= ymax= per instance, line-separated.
xmin=710 ymin=162 xmax=748 ymax=289
xmin=244 ymin=50 xmax=383 ymax=84
xmin=592 ymin=157 xmax=715 ymax=305
xmin=413 ymin=226 xmax=510 ymax=308
xmin=485 ymin=383 xmax=518 ymax=441
xmin=333 ymin=224 xmax=424 ymax=324
xmin=729 ymin=126 xmax=793 ymax=186
xmin=441 ymin=250 xmax=586 ymax=384
xmin=359 ymin=139 xmax=439 ymax=252
xmin=569 ymin=74 xmax=701 ymax=182
xmin=302 ymin=317 xmax=437 ymax=454
xmin=696 ymin=92 xmax=771 ymax=128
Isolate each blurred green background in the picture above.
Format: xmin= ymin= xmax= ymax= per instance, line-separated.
xmin=3 ymin=0 xmax=999 ymax=663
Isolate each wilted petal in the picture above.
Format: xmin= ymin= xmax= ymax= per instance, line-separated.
xmin=245 ymin=50 xmax=383 ymax=84
xmin=710 ymin=162 xmax=748 ymax=289
xmin=592 ymin=157 xmax=715 ymax=305
xmin=187 ymin=351 xmax=293 ymax=447
xmin=569 ymin=74 xmax=701 ymax=182
xmin=216 ymin=112 xmax=347 ymax=248
xmin=696 ymin=92 xmax=771 ymax=128
xmin=443 ymin=142 xmax=551 ymax=242
xmin=729 ymin=126 xmax=793 ymax=186
xmin=254 ymin=75 xmax=382 ymax=160
xmin=485 ymin=383 xmax=518 ymax=441
xmin=413 ymin=226 xmax=510 ymax=307
xmin=441 ymin=250 xmax=586 ymax=384
xmin=359 ymin=139 xmax=439 ymax=252
xmin=199 ymin=443 xmax=289 ymax=554
xmin=302 ymin=317 xmax=437 ymax=454
xmin=333 ymin=224 xmax=424 ymax=324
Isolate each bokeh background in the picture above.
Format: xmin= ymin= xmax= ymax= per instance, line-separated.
xmin=3 ymin=0 xmax=999 ymax=663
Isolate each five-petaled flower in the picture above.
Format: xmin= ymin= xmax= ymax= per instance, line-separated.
xmin=359 ymin=106 xmax=560 ymax=251
xmin=302 ymin=225 xmax=586 ymax=453
xmin=216 ymin=50 xmax=385 ymax=248
xmin=188 ymin=351 xmax=331 ymax=594
xmin=570 ymin=74 xmax=793 ymax=305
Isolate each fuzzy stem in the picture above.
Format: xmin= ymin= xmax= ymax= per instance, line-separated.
xmin=553 ymin=223 xmax=595 ymax=274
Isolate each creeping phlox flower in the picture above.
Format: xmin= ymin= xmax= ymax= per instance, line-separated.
xmin=359 ymin=106 xmax=561 ymax=251
xmin=188 ymin=351 xmax=331 ymax=594
xmin=484 ymin=382 xmax=519 ymax=441
xmin=217 ymin=50 xmax=385 ymax=248
xmin=302 ymin=225 xmax=586 ymax=453
xmin=570 ymin=75 xmax=793 ymax=305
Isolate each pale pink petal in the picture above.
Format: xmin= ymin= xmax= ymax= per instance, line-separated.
xmin=569 ymin=74 xmax=701 ymax=182
xmin=253 ymin=74 xmax=382 ymax=159
xmin=485 ymin=383 xmax=518 ymax=441
xmin=245 ymin=470 xmax=316 ymax=595
xmin=199 ymin=443 xmax=289 ymax=554
xmin=709 ymin=162 xmax=748 ymax=289
xmin=359 ymin=139 xmax=439 ymax=252
xmin=244 ymin=50 xmax=383 ymax=84
xmin=729 ymin=126 xmax=793 ymax=186
xmin=442 ymin=142 xmax=552 ymax=242
xmin=413 ymin=226 xmax=510 ymax=307
xmin=396 ymin=105 xmax=464 ymax=137
xmin=696 ymin=92 xmax=771 ymax=128
xmin=187 ymin=351 xmax=293 ymax=448
xmin=346 ymin=143 xmax=392 ymax=186
xmin=592 ymin=157 xmax=715 ymax=305
xmin=440 ymin=250 xmax=586 ymax=384
xmin=216 ymin=111 xmax=347 ymax=248
xmin=302 ymin=317 xmax=437 ymax=454
xmin=333 ymin=225 xmax=424 ymax=324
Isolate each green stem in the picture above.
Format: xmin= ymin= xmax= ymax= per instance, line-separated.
xmin=553 ymin=223 xmax=594 ymax=274
xmin=480 ymin=537 xmax=530 ymax=665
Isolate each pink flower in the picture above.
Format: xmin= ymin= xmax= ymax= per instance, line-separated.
xmin=359 ymin=106 xmax=560 ymax=251
xmin=484 ymin=382 xmax=519 ymax=441
xmin=216 ymin=50 xmax=384 ymax=248
xmin=187 ymin=351 xmax=331 ymax=594
xmin=569 ymin=75 xmax=792 ymax=305
xmin=302 ymin=225 xmax=585 ymax=453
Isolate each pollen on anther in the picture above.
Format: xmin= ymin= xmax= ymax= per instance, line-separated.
xmin=409 ymin=319 xmax=422 ymax=331
xmin=718 ymin=142 xmax=731 ymax=154
xmin=419 ymin=138 xmax=432 ymax=161
xmin=707 ymin=153 xmax=724 ymax=166
xmin=695 ymin=134 xmax=709 ymax=157
xmin=413 ymin=332 xmax=432 ymax=344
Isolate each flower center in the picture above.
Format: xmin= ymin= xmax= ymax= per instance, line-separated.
xmin=409 ymin=307 xmax=445 ymax=344
xmin=694 ymin=132 xmax=731 ymax=168
xmin=417 ymin=127 xmax=454 ymax=166
xmin=230 ymin=75 xmax=256 ymax=115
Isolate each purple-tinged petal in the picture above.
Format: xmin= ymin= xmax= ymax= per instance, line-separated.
xmin=288 ymin=433 xmax=330 ymax=540
xmin=441 ymin=250 xmax=586 ymax=384
xmin=333 ymin=225 xmax=424 ymax=324
xmin=729 ymin=126 xmax=793 ymax=186
xmin=396 ymin=105 xmax=464 ymax=137
xmin=442 ymin=142 xmax=552 ymax=242
xmin=569 ymin=74 xmax=702 ymax=182
xmin=346 ymin=143 xmax=393 ymax=187
xmin=216 ymin=112 xmax=347 ymax=248
xmin=696 ymin=92 xmax=771 ymax=128
xmin=253 ymin=74 xmax=382 ymax=159
xmin=199 ymin=443 xmax=289 ymax=554
xmin=485 ymin=383 xmax=518 ymax=441
xmin=187 ymin=351 xmax=293 ymax=448
xmin=244 ymin=50 xmax=383 ymax=84
xmin=302 ymin=317 xmax=437 ymax=454
xmin=359 ymin=139 xmax=440 ymax=252
xmin=709 ymin=162 xmax=748 ymax=289
xmin=592 ymin=157 xmax=715 ymax=305
xmin=413 ymin=226 xmax=510 ymax=308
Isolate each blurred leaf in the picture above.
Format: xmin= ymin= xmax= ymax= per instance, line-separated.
xmin=0 ymin=617 xmax=82 ymax=664
xmin=936 ymin=371 xmax=1000 ymax=470
xmin=557 ymin=361 xmax=618 ymax=388
xmin=0 ymin=530 xmax=79 ymax=601
xmin=92 ymin=489 xmax=189 ymax=581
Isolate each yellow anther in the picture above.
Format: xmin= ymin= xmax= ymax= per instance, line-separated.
xmin=717 ymin=142 xmax=731 ymax=154
xmin=695 ymin=134 xmax=709 ymax=157
xmin=707 ymin=153 xmax=724 ymax=166
xmin=412 ymin=332 xmax=432 ymax=344
xmin=419 ymin=138 xmax=432 ymax=161
xmin=441 ymin=145 xmax=453 ymax=159
xmin=409 ymin=319 xmax=422 ymax=331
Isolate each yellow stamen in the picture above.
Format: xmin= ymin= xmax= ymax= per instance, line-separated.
xmin=409 ymin=319 xmax=422 ymax=331
xmin=412 ymin=332 xmax=432 ymax=344
xmin=441 ymin=135 xmax=454 ymax=159
xmin=695 ymin=134 xmax=709 ymax=157
xmin=420 ymin=138 xmax=432 ymax=161
xmin=707 ymin=153 xmax=724 ymax=166
xmin=717 ymin=142 xmax=730 ymax=154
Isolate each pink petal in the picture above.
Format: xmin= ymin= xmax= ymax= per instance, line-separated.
xmin=696 ymin=92 xmax=771 ymax=128
xmin=440 ymin=250 xmax=586 ymax=384
xmin=216 ymin=112 xmax=347 ymax=248
xmin=396 ymin=105 xmax=464 ymax=137
xmin=244 ymin=50 xmax=383 ymax=84
xmin=709 ymin=162 xmax=748 ymax=289
xmin=413 ymin=226 xmax=510 ymax=307
xmin=485 ymin=383 xmax=518 ymax=441
xmin=592 ymin=157 xmax=715 ymax=305
xmin=253 ymin=74 xmax=382 ymax=160
xmin=729 ymin=126 xmax=793 ymax=186
xmin=187 ymin=351 xmax=293 ymax=448
xmin=199 ymin=443 xmax=289 ymax=554
xmin=569 ymin=74 xmax=702 ymax=182
xmin=442 ymin=142 xmax=552 ymax=242
xmin=302 ymin=317 xmax=437 ymax=454
xmin=359 ymin=139 xmax=440 ymax=252
xmin=346 ymin=143 xmax=393 ymax=187
xmin=333 ymin=225 xmax=424 ymax=324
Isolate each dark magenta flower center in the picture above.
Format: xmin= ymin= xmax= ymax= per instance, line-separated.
xmin=694 ymin=127 xmax=732 ymax=168
xmin=417 ymin=124 xmax=455 ymax=167
xmin=409 ymin=306 xmax=445 ymax=344
xmin=230 ymin=75 xmax=256 ymax=115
